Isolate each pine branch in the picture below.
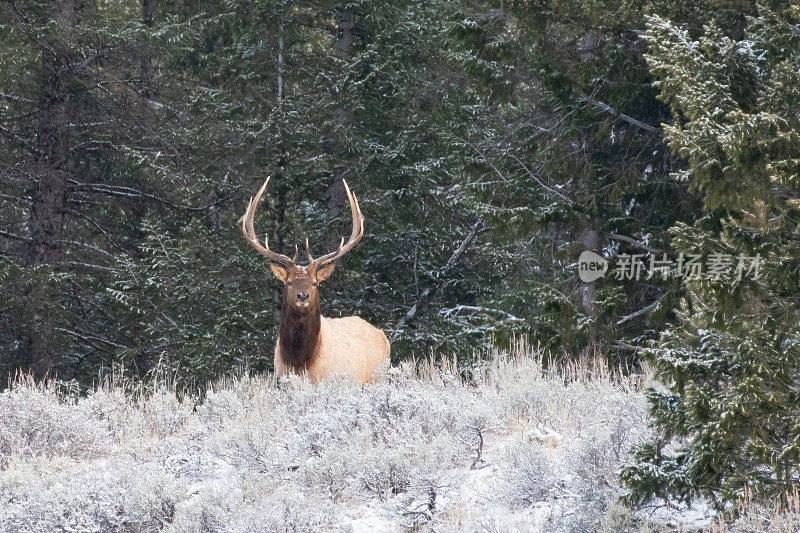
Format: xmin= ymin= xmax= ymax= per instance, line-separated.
xmin=63 ymin=208 xmax=131 ymax=254
xmin=68 ymin=179 xmax=232 ymax=212
xmin=0 ymin=123 xmax=35 ymax=151
xmin=54 ymin=326 xmax=128 ymax=349
xmin=53 ymin=261 xmax=115 ymax=272
xmin=0 ymin=228 xmax=31 ymax=242
xmin=612 ymin=343 xmax=646 ymax=352
xmin=0 ymin=92 xmax=34 ymax=104
xmin=508 ymin=154 xmax=573 ymax=204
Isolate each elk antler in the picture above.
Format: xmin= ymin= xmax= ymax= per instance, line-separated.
xmin=308 ymin=179 xmax=364 ymax=270
xmin=241 ymin=177 xmax=296 ymax=267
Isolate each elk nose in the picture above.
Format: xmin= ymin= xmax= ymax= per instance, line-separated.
xmin=297 ymin=292 xmax=309 ymax=302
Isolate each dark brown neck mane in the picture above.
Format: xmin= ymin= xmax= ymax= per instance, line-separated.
xmin=278 ymin=301 xmax=321 ymax=369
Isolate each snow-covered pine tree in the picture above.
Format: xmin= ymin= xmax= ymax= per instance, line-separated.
xmin=104 ymin=0 xmax=518 ymax=380
xmin=622 ymin=5 xmax=800 ymax=507
xmin=462 ymin=1 xmax=691 ymax=360
xmin=0 ymin=0 xmax=201 ymax=381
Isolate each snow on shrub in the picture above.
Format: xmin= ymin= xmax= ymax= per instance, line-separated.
xmin=0 ymin=387 xmax=111 ymax=466
xmin=0 ymin=457 xmax=182 ymax=531
xmin=0 ymin=347 xmax=660 ymax=532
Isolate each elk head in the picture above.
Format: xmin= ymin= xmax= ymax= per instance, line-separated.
xmin=241 ymin=177 xmax=364 ymax=315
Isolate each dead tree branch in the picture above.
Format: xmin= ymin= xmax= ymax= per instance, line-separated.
xmin=394 ymin=217 xmax=485 ymax=336
xmin=607 ymin=232 xmax=664 ymax=254
xmin=440 ymin=305 xmax=524 ymax=323
xmin=617 ymin=300 xmax=659 ymax=326
xmin=580 ymin=93 xmax=660 ymax=133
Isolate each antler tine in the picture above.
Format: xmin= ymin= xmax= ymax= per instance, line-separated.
xmin=310 ymin=179 xmax=365 ymax=269
xmin=241 ymin=176 xmax=295 ymax=267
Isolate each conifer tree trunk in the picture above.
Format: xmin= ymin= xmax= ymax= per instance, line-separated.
xmin=272 ymin=23 xmax=287 ymax=319
xmin=577 ymin=220 xmax=600 ymax=315
xmin=328 ymin=6 xmax=356 ymax=215
xmin=140 ymin=0 xmax=156 ymax=99
xmin=25 ymin=0 xmax=77 ymax=379
xmin=132 ymin=0 xmax=157 ymax=377
xmin=337 ymin=7 xmax=355 ymax=57
xmin=577 ymin=220 xmax=601 ymax=354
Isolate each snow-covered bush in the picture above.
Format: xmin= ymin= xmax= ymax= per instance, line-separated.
xmin=0 ymin=345 xmax=663 ymax=532
xmin=0 ymin=386 xmax=111 ymax=466
xmin=1 ymin=459 xmax=182 ymax=532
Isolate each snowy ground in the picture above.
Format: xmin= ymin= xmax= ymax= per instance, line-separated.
xmin=0 ymin=346 xmax=723 ymax=532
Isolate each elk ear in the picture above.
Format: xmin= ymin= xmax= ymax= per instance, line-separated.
xmin=315 ymin=263 xmax=336 ymax=282
xmin=269 ymin=262 xmax=290 ymax=283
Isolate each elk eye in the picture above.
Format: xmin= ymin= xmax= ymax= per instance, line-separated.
xmin=313 ymin=282 xmax=318 ymax=286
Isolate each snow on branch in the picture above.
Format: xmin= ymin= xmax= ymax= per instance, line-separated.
xmin=440 ymin=305 xmax=524 ymax=322
xmin=579 ymin=93 xmax=660 ymax=133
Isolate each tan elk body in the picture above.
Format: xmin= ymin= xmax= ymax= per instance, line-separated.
xmin=242 ymin=177 xmax=390 ymax=385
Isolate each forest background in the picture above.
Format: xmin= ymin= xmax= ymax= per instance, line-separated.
xmin=2 ymin=0 xmax=799 ymax=507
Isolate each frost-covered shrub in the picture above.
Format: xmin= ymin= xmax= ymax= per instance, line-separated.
xmin=728 ymin=510 xmax=800 ymax=533
xmin=300 ymin=447 xmax=356 ymax=502
xmin=358 ymin=446 xmax=416 ymax=498
xmin=137 ymin=389 xmax=195 ymax=439
xmin=500 ymin=440 xmax=561 ymax=506
xmin=395 ymin=476 xmax=451 ymax=529
xmin=0 ymin=459 xmax=182 ymax=532
xmin=195 ymin=389 xmax=246 ymax=427
xmin=80 ymin=386 xmax=196 ymax=445
xmin=724 ymin=494 xmax=800 ymax=533
xmin=80 ymin=387 xmax=135 ymax=439
xmin=0 ymin=347 xmax=666 ymax=532
xmin=293 ymin=400 xmax=364 ymax=457
xmin=202 ymin=418 xmax=288 ymax=475
xmin=227 ymin=488 xmax=342 ymax=533
xmin=0 ymin=387 xmax=111 ymax=466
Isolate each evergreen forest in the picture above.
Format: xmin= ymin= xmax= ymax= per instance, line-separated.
xmin=1 ymin=0 xmax=799 ymax=510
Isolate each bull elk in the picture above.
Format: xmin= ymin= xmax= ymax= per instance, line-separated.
xmin=242 ymin=177 xmax=390 ymax=385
